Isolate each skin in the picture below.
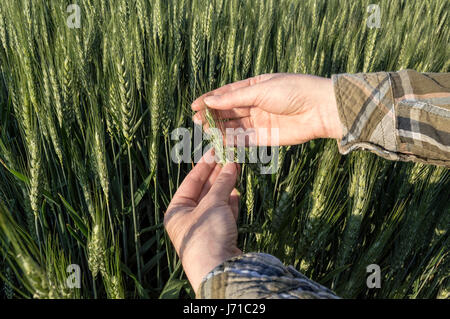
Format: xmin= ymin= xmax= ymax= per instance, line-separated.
xmin=164 ymin=73 xmax=342 ymax=294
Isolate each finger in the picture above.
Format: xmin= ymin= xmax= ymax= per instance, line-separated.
xmin=191 ymin=74 xmax=276 ymax=111
xmin=217 ymin=108 xmax=251 ymax=119
xmin=236 ymin=162 xmax=242 ymax=177
xmin=192 ymin=109 xmax=250 ymax=124
xmin=200 ymin=121 xmax=256 ymax=147
xmin=203 ymin=81 xmax=268 ymax=110
xmin=222 ymin=117 xmax=253 ymax=130
xmin=192 ymin=80 xmax=253 ymax=111
xmin=198 ymin=163 xmax=222 ymax=200
xmin=221 ymin=119 xmax=258 ymax=147
xmin=229 ymin=189 xmax=240 ymax=221
xmin=192 ymin=114 xmax=212 ymax=131
xmin=168 ymin=149 xmax=216 ymax=209
xmin=192 ymin=111 xmax=203 ymax=125
xmin=201 ymin=122 xmax=258 ymax=147
xmin=207 ymin=163 xmax=238 ymax=202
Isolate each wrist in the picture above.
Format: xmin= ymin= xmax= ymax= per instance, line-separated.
xmin=317 ymin=78 xmax=342 ymax=139
xmin=184 ymin=248 xmax=241 ymax=294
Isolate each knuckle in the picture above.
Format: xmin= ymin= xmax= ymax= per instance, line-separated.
xmin=250 ymin=75 xmax=262 ymax=85
xmin=215 ymin=174 xmax=228 ymax=185
xmin=205 ymin=191 xmax=222 ymax=203
xmin=252 ymin=73 xmax=269 ymax=85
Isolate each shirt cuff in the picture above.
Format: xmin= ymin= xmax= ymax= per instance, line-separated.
xmin=196 ymin=252 xmax=339 ymax=299
xmin=332 ymin=71 xmax=402 ymax=161
xmin=331 ymin=71 xmax=450 ymax=167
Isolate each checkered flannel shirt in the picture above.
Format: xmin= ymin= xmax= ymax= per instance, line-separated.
xmin=196 ymin=70 xmax=450 ymax=299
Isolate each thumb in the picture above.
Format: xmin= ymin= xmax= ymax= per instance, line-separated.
xmin=203 ymin=83 xmax=265 ymax=110
xmin=208 ymin=163 xmax=237 ymax=202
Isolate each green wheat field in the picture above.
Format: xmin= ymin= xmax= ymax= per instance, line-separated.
xmin=0 ymin=0 xmax=448 ymax=299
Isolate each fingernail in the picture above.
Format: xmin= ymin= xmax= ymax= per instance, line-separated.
xmin=204 ymin=95 xmax=220 ymax=106
xmin=222 ymin=162 xmax=236 ymax=174
xmin=192 ymin=113 xmax=202 ymax=125
xmin=192 ymin=99 xmax=202 ymax=109
xmin=203 ymin=148 xmax=215 ymax=163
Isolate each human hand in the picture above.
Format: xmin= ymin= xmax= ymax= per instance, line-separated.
xmin=164 ymin=149 xmax=241 ymax=293
xmin=192 ymin=73 xmax=342 ymax=146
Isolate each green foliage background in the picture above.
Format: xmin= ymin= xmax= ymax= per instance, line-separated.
xmin=0 ymin=0 xmax=448 ymax=299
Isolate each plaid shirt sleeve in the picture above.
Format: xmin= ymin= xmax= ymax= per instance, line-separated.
xmin=196 ymin=253 xmax=339 ymax=299
xmin=332 ymin=70 xmax=450 ymax=167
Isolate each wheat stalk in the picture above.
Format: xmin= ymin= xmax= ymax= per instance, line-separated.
xmin=337 ymin=152 xmax=378 ymax=270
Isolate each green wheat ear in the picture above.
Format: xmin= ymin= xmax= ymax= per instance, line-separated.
xmin=204 ymin=106 xmax=227 ymax=165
